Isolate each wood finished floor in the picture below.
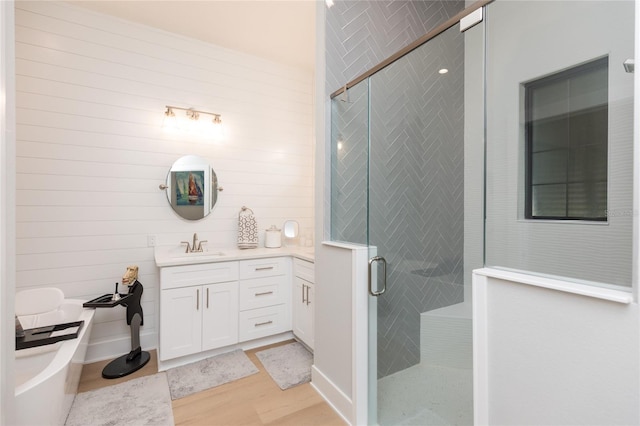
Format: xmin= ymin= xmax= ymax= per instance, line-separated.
xmin=78 ymin=341 xmax=346 ymax=426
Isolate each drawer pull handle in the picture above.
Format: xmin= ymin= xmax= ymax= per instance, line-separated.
xmin=255 ymin=266 xmax=274 ymax=271
xmin=255 ymin=320 xmax=273 ymax=327
xmin=255 ymin=291 xmax=274 ymax=296
xmin=306 ymin=285 xmax=310 ymax=306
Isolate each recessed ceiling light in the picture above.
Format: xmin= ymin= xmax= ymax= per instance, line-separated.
xmin=438 ymin=68 xmax=449 ymax=75
xmin=326 ymin=0 xmax=334 ymax=8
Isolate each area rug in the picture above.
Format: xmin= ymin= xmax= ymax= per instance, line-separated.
xmin=255 ymin=341 xmax=313 ymax=390
xmin=65 ymin=372 xmax=173 ymax=426
xmin=166 ymin=348 xmax=259 ymax=400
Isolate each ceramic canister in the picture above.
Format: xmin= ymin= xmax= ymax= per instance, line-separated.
xmin=265 ymin=225 xmax=282 ymax=248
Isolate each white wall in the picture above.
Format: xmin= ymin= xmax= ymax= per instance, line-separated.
xmin=312 ymin=242 xmax=369 ymax=425
xmin=1 ymin=1 xmax=16 ymax=422
xmin=14 ymin=1 xmax=314 ymax=361
xmin=474 ymin=269 xmax=639 ymax=425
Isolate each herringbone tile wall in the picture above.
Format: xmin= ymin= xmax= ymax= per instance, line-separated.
xmin=370 ymin=26 xmax=465 ymax=377
xmin=327 ymin=0 xmax=465 ymax=377
xmin=326 ymin=0 xmax=464 ymax=96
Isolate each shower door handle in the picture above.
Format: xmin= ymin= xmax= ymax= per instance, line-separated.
xmin=368 ymin=256 xmax=387 ymax=297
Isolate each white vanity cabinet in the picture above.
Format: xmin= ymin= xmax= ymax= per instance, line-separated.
xmin=156 ymin=247 xmax=312 ymax=367
xmin=238 ymin=257 xmax=291 ymax=342
xmin=159 ymin=262 xmax=239 ymax=361
xmin=293 ymin=258 xmax=314 ymax=350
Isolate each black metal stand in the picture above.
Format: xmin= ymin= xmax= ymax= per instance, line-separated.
xmin=83 ymin=280 xmax=150 ymax=379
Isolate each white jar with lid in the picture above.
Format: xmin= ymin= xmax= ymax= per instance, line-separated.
xmin=264 ymin=225 xmax=282 ymax=248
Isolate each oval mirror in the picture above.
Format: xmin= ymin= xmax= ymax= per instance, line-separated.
xmin=164 ymin=155 xmax=219 ymax=220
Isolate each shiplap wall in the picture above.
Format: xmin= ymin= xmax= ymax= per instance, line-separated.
xmin=15 ymin=1 xmax=314 ymax=361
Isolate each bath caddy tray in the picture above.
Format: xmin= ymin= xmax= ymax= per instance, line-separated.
xmin=16 ymin=320 xmax=84 ymax=350
xmin=83 ymin=293 xmax=133 ymax=308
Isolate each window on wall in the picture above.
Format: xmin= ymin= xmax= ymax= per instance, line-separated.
xmin=524 ymin=56 xmax=608 ymax=221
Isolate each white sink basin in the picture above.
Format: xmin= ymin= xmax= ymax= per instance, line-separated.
xmin=168 ymin=247 xmax=225 ymax=258
xmin=155 ymin=245 xmax=228 ymax=266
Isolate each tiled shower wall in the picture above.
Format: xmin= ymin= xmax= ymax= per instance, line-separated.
xmin=326 ymin=0 xmax=465 ymax=377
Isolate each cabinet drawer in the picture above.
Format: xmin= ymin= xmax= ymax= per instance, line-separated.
xmin=239 ymin=276 xmax=289 ymax=311
xmin=239 ymin=257 xmax=287 ymax=280
xmin=239 ymin=304 xmax=288 ymax=342
xmin=294 ymin=258 xmax=314 ymax=282
xmin=161 ymin=262 xmax=238 ymax=290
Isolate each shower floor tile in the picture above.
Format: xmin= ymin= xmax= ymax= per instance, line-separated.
xmin=377 ymin=363 xmax=473 ymax=426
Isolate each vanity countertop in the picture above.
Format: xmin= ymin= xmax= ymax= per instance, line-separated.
xmin=154 ymin=245 xmax=314 ymax=267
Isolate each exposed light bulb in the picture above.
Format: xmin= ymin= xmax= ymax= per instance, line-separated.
xmin=211 ymin=120 xmax=225 ymax=141
xmin=162 ymin=108 xmax=179 ymax=133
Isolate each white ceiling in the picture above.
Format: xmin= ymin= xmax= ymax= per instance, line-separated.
xmin=69 ymin=0 xmax=316 ymax=72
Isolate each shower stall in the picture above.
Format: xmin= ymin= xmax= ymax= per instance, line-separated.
xmin=330 ymin=4 xmax=482 ymax=424
xmin=327 ymin=0 xmax=635 ymax=424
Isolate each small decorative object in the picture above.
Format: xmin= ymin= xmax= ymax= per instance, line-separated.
xmin=237 ymin=206 xmax=258 ymax=249
xmin=111 ymin=282 xmax=121 ymax=302
xmin=265 ymin=225 xmax=282 ymax=248
xmin=122 ymin=265 xmax=139 ymax=286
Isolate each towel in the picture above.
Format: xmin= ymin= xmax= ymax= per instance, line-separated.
xmin=237 ymin=207 xmax=258 ymax=249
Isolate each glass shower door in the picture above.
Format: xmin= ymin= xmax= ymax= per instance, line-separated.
xmin=366 ymin=21 xmax=475 ymax=426
xmin=330 ymin=11 xmax=482 ymax=426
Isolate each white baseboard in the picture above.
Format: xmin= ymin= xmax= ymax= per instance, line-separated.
xmin=84 ymin=331 xmax=158 ymax=363
xmin=157 ymin=332 xmax=294 ymax=372
xmin=311 ymin=365 xmax=353 ymax=425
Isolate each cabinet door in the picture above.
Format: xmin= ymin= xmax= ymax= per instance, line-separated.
xmin=306 ymin=282 xmax=314 ymax=350
xmin=202 ymin=281 xmax=239 ymax=351
xmin=160 ymin=286 xmax=202 ymax=361
xmin=293 ymin=277 xmax=313 ymax=348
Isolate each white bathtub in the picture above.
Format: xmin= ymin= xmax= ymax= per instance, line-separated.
xmin=14 ymin=299 xmax=95 ymax=426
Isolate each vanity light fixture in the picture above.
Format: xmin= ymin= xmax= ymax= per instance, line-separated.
xmin=165 ymin=106 xmax=221 ymax=124
xmin=163 ymin=106 xmax=223 ymax=139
